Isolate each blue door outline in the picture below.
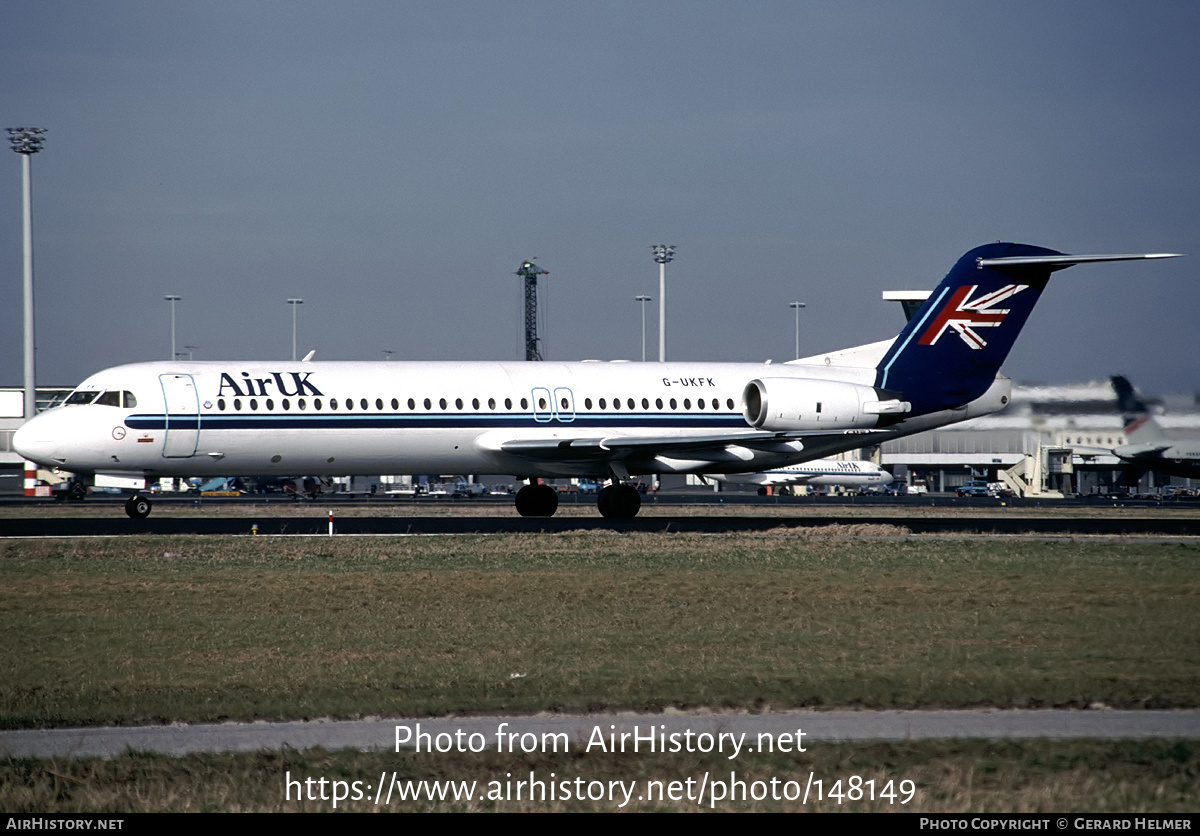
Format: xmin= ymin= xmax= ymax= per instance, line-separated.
xmin=159 ymin=373 xmax=199 ymax=458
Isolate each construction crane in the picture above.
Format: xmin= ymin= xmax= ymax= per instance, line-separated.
xmin=515 ymin=259 xmax=548 ymax=361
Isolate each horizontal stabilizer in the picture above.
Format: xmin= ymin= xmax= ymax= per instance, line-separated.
xmin=977 ymin=253 xmax=1183 ymax=272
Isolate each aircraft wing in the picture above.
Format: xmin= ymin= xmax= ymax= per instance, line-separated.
xmin=497 ymin=429 xmax=863 ymax=460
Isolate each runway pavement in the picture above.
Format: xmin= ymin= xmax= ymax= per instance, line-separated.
xmin=4 ymin=511 xmax=1200 ymax=536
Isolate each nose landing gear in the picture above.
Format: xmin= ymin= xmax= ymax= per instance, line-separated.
xmin=125 ymin=495 xmax=152 ymax=519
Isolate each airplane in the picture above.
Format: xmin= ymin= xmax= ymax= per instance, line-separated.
xmin=1109 ymin=375 xmax=1200 ymax=481
xmin=705 ymin=458 xmax=893 ymax=494
xmin=13 ymin=242 xmax=1181 ymax=520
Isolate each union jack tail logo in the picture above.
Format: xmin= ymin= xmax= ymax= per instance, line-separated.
xmin=918 ymin=284 xmax=1028 ymax=349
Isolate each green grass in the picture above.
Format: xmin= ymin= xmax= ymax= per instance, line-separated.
xmin=2 ymin=533 xmax=1198 ymax=728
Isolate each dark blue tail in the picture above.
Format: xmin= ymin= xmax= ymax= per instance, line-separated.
xmin=874 ymin=242 xmax=1063 ymax=414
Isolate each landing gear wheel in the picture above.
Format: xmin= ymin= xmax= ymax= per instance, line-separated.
xmin=125 ymin=495 xmax=152 ymax=519
xmin=756 ymin=486 xmax=768 ymax=496
xmin=597 ymin=484 xmax=642 ymax=520
xmin=515 ymin=483 xmax=559 ymax=517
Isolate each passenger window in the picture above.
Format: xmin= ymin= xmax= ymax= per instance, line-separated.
xmin=455 ymin=398 xmax=463 ymax=410
xmin=599 ymin=398 xmax=607 ymax=409
xmin=697 ymin=399 xmax=704 ymax=409
xmin=391 ymin=398 xmax=399 ymax=410
xmin=538 ymin=397 xmax=547 ymax=409
xmin=726 ymin=398 xmax=734 ymax=410
xmin=250 ymin=399 xmax=259 ymax=411
xmin=314 ymin=399 xmax=322 ymax=410
xmin=612 ymin=398 xmax=619 ymax=410
xmin=670 ymin=398 xmax=677 ymax=409
xmin=328 ymin=399 xmax=337 ymax=410
xmin=266 ymin=399 xmax=274 ymax=410
xmin=627 ymin=398 xmax=635 ymax=410
xmin=684 ymin=399 xmax=691 ymax=409
xmin=376 ymin=398 xmax=384 ymax=410
xmin=504 ymin=398 xmax=512 ymax=410
xmin=472 ymin=398 xmax=480 ymax=410
xmin=218 ymin=399 xmax=226 ymax=411
xmin=641 ymin=398 xmax=649 ymax=410
xmin=520 ymin=398 xmax=528 ymax=410
xmin=298 ymin=399 xmax=306 ymax=410
xmin=281 ymin=399 xmax=290 ymax=410
xmin=408 ymin=398 xmax=416 ymax=410
xmin=234 ymin=399 xmax=243 ymax=410
xmin=361 ymin=398 xmax=369 ymax=410
xmin=655 ymin=398 xmax=662 ymax=409
xmin=424 ymin=398 xmax=432 ymax=410
xmin=439 ymin=398 xmax=447 ymax=410
xmin=488 ymin=398 xmax=496 ymax=410
xmin=346 ymin=399 xmax=354 ymax=410
xmin=585 ymin=398 xmax=593 ymax=409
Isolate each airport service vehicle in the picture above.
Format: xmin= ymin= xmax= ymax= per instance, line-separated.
xmin=13 ymin=243 xmax=1179 ymax=520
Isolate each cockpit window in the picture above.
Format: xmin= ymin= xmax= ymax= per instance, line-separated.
xmin=85 ymin=390 xmax=138 ymax=407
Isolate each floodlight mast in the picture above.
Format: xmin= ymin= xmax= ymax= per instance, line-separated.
xmin=287 ymin=298 xmax=303 ymax=361
xmin=651 ymin=245 xmax=674 ymax=361
xmin=516 ymin=260 xmax=548 ymax=361
xmin=789 ymin=301 xmax=806 ymax=360
xmin=164 ymin=295 xmax=181 ymax=360
xmin=6 ymin=128 xmax=45 ymax=427
xmin=635 ymin=295 xmax=652 ymax=362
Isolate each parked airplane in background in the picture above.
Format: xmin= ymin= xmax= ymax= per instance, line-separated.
xmin=1109 ymin=375 xmax=1200 ymax=481
xmin=706 ymin=459 xmax=892 ymax=494
xmin=14 ymin=243 xmax=1180 ymax=519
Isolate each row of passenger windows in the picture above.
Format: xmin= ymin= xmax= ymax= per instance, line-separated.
xmin=213 ymin=395 xmax=739 ymax=413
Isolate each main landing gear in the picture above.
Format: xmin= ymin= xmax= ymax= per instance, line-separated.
xmin=514 ymin=481 xmax=642 ymax=520
xmin=515 ymin=483 xmax=559 ymax=517
xmin=596 ymin=483 xmax=641 ymax=520
xmin=125 ymin=494 xmax=152 ymax=519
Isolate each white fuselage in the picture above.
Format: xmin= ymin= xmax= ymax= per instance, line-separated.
xmin=13 ymin=358 xmax=1008 ymax=482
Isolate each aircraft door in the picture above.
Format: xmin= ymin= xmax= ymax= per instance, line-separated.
xmin=531 ymin=387 xmax=553 ymax=423
xmin=553 ymin=387 xmax=576 ymax=423
xmin=159 ymin=373 xmax=199 ymax=457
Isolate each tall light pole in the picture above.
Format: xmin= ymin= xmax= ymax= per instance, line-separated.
xmin=789 ymin=301 xmax=806 ymax=360
xmin=287 ymin=298 xmax=303 ymax=361
xmin=163 ymin=295 xmax=181 ymax=361
xmin=7 ymin=128 xmax=45 ymax=423
xmin=634 ymin=295 xmax=652 ymax=362
xmin=651 ymin=244 xmax=674 ymax=362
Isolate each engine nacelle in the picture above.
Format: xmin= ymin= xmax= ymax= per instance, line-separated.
xmin=743 ymin=378 xmax=910 ymax=431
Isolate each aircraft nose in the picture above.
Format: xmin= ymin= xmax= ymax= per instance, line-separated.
xmin=13 ymin=412 xmax=67 ymax=467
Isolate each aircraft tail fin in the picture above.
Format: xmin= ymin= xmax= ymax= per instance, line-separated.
xmin=1111 ymin=375 xmax=1166 ymax=444
xmin=873 ymin=243 xmax=1181 ymax=415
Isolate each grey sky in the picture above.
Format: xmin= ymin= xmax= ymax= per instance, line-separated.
xmin=3 ymin=1 xmax=1197 ymax=396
